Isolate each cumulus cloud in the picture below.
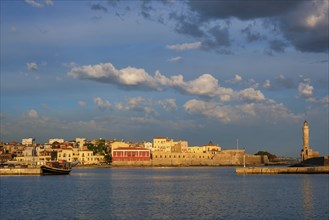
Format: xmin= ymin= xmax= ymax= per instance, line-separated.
xmin=263 ymin=75 xmax=297 ymax=90
xmin=184 ymin=99 xmax=301 ymax=124
xmin=94 ymin=97 xmax=111 ymax=110
xmin=158 ymin=99 xmax=177 ymax=111
xmin=25 ymin=0 xmax=53 ymax=8
xmin=238 ymin=88 xmax=265 ymax=102
xmin=226 ymin=74 xmax=242 ymax=84
xmin=68 ymin=63 xmax=158 ymax=90
xmin=115 ymin=97 xmax=155 ymax=114
xmin=27 ymin=62 xmax=38 ymax=71
xmin=68 ymin=62 xmax=269 ymax=103
xmin=298 ymin=81 xmax=313 ymax=99
xmin=184 ymin=99 xmax=234 ymax=123
xmin=167 ymin=42 xmax=202 ymax=51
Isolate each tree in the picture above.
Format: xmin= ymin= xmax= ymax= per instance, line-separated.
xmin=255 ymin=151 xmax=277 ymax=161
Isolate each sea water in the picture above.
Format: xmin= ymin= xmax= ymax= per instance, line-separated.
xmin=0 ymin=167 xmax=328 ymax=220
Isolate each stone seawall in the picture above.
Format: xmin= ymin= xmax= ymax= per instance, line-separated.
xmin=112 ymin=152 xmax=268 ymax=167
xmin=236 ymin=166 xmax=329 ymax=174
xmin=0 ymin=167 xmax=41 ymax=175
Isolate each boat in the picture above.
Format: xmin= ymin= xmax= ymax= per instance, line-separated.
xmin=41 ymin=160 xmax=78 ymax=175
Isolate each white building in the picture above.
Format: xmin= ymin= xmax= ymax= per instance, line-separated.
xmin=22 ymin=138 xmax=35 ymax=146
xmin=49 ymin=138 xmax=64 ymax=144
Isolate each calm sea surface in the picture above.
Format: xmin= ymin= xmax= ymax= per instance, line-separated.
xmin=0 ymin=167 xmax=328 ymax=220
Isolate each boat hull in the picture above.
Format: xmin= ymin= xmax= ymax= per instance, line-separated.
xmin=41 ymin=165 xmax=71 ymax=175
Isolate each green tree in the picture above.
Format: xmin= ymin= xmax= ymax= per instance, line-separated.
xmin=255 ymin=151 xmax=277 ymax=161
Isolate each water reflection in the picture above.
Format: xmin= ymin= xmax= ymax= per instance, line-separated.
xmin=1 ymin=168 xmax=328 ymax=220
xmin=301 ymin=175 xmax=315 ymax=219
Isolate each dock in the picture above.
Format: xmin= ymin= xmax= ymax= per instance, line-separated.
xmin=236 ymin=166 xmax=329 ymax=174
xmin=0 ymin=167 xmax=41 ymax=175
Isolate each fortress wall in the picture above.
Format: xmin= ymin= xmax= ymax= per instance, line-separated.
xmin=0 ymin=167 xmax=41 ymax=175
xmin=112 ymin=152 xmax=268 ymax=166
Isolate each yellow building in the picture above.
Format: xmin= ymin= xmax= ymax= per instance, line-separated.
xmin=188 ymin=141 xmax=221 ymax=154
xmin=78 ymin=150 xmax=104 ymax=165
xmin=153 ymin=137 xmax=188 ymax=153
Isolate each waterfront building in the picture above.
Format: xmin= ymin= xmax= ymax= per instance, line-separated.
xmin=75 ymin=138 xmax=86 ymax=149
xmin=153 ymin=137 xmax=188 ymax=153
xmin=112 ymin=147 xmax=151 ymax=161
xmin=78 ymin=149 xmax=104 ymax=165
xmin=188 ymin=141 xmax=221 ymax=154
xmin=301 ymin=120 xmax=319 ymax=161
xmin=22 ymin=138 xmax=35 ymax=146
xmin=153 ymin=137 xmax=173 ymax=152
xmin=49 ymin=138 xmax=64 ymax=144
xmin=203 ymin=141 xmax=221 ymax=153
xmin=144 ymin=142 xmax=153 ymax=151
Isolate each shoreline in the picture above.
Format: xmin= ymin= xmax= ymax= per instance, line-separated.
xmin=236 ymin=166 xmax=329 ymax=174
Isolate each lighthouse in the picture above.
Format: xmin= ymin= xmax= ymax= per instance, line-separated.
xmin=300 ymin=120 xmax=319 ymax=161
xmin=302 ymin=120 xmax=309 ymax=149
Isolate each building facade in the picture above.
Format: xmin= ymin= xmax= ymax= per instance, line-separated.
xmin=112 ymin=147 xmax=150 ymax=161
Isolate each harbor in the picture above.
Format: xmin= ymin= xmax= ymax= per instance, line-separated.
xmin=236 ymin=166 xmax=329 ymax=174
xmin=0 ymin=166 xmax=41 ymax=175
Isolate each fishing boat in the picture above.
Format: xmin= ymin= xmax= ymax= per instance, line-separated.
xmin=41 ymin=160 xmax=79 ymax=175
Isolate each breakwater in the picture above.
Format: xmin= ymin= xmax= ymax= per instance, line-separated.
xmin=236 ymin=166 xmax=329 ymax=174
xmin=0 ymin=167 xmax=41 ymax=175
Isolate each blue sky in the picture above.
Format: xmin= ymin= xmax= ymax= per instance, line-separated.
xmin=1 ymin=0 xmax=328 ymax=156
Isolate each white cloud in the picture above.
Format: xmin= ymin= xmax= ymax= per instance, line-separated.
xmin=158 ymin=99 xmax=177 ymax=111
xmin=27 ymin=109 xmax=39 ymax=118
xmin=45 ymin=0 xmax=54 ymax=6
xmin=25 ymin=0 xmax=53 ymax=8
xmin=238 ymin=88 xmax=265 ymax=102
xmin=298 ymin=81 xmax=313 ymax=98
xmin=263 ymin=80 xmax=271 ymax=89
xmin=115 ymin=97 xmax=155 ymax=114
xmin=27 ymin=62 xmax=38 ymax=71
xmin=69 ymin=62 xmax=269 ymax=103
xmin=94 ymin=97 xmax=111 ymax=110
xmin=168 ymin=56 xmax=183 ymax=62
xmin=184 ymin=99 xmax=235 ymax=123
xmin=226 ymin=74 xmax=242 ymax=84
xmin=167 ymin=42 xmax=202 ymax=51
xmin=184 ymin=99 xmax=301 ymax=124
xmin=68 ymin=63 xmax=157 ymax=89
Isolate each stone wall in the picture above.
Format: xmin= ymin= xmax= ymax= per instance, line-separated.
xmin=0 ymin=167 xmax=41 ymax=175
xmin=111 ymin=151 xmax=268 ymax=166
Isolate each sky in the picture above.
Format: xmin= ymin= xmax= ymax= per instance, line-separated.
xmin=1 ymin=0 xmax=328 ymax=156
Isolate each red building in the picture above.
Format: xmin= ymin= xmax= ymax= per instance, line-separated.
xmin=112 ymin=147 xmax=150 ymax=161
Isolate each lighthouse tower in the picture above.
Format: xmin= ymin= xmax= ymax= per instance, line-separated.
xmin=300 ymin=120 xmax=318 ymax=161
xmin=303 ymin=120 xmax=309 ymax=150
